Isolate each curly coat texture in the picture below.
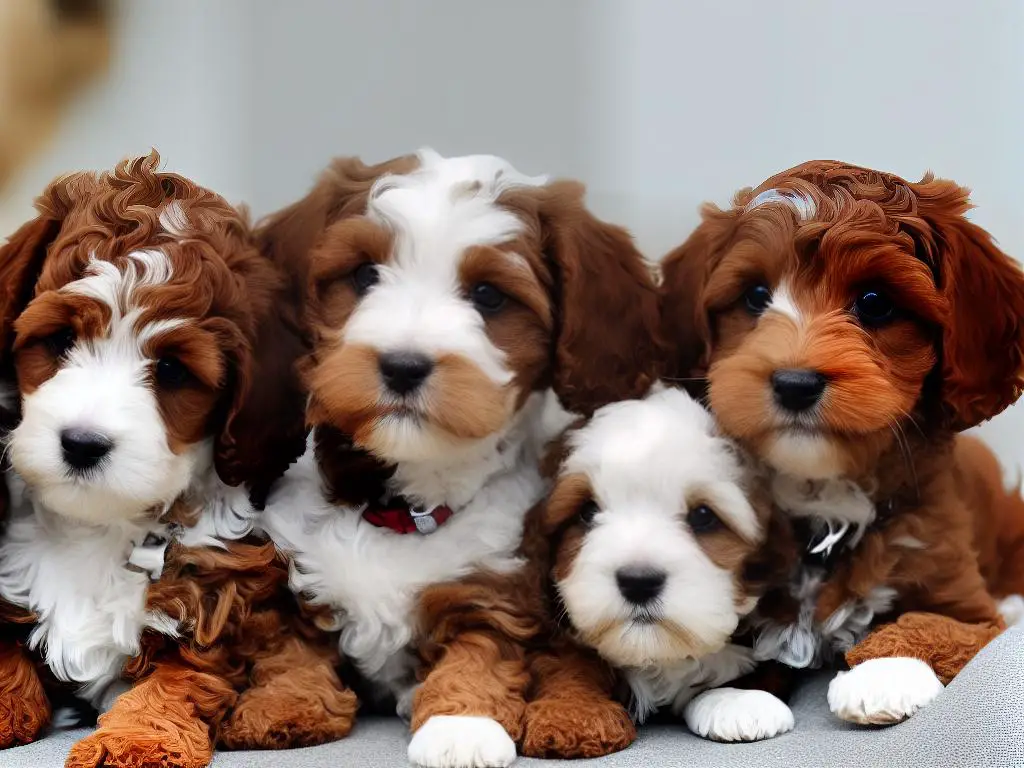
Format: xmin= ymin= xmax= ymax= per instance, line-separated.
xmin=0 ymin=153 xmax=352 ymax=766
xmin=660 ymin=160 xmax=1024 ymax=686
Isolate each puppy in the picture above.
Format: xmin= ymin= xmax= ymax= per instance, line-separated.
xmin=0 ymin=153 xmax=354 ymax=767
xmin=660 ymin=161 xmax=1024 ymax=725
xmin=258 ymin=149 xmax=661 ymax=768
xmin=527 ymin=385 xmax=794 ymax=750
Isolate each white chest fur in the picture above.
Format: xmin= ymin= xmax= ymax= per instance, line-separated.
xmin=261 ymin=447 xmax=545 ymax=706
xmin=0 ymin=474 xmax=256 ymax=708
xmin=0 ymin=503 xmax=176 ymax=706
xmin=625 ymin=644 xmax=756 ymax=722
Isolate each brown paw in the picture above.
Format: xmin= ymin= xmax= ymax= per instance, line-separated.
xmin=0 ymin=682 xmax=51 ymax=748
xmin=65 ymin=728 xmax=212 ymax=768
xmin=520 ymin=698 xmax=635 ymax=759
xmin=220 ymin=677 xmax=358 ymax=750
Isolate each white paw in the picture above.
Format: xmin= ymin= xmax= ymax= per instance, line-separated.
xmin=408 ymin=715 xmax=517 ymax=768
xmin=684 ymin=688 xmax=794 ymax=742
xmin=828 ymin=657 xmax=944 ymax=725
xmin=998 ymin=594 xmax=1024 ymax=627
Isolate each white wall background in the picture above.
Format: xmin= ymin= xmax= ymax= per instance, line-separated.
xmin=3 ymin=0 xmax=1022 ymax=468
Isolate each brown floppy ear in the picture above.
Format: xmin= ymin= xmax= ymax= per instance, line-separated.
xmin=213 ymin=298 xmax=310 ymax=508
xmin=527 ymin=181 xmax=661 ymax=415
xmin=0 ymin=216 xmax=62 ymax=374
xmin=913 ymin=179 xmax=1024 ymax=429
xmin=659 ymin=202 xmax=743 ymax=381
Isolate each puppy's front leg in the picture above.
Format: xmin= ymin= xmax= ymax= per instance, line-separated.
xmin=520 ymin=642 xmax=634 ymax=759
xmin=65 ymin=663 xmax=236 ymax=768
xmin=408 ymin=628 xmax=528 ymax=768
xmin=220 ymin=634 xmax=357 ymax=750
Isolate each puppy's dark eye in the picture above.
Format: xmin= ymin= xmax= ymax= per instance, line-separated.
xmin=352 ymin=262 xmax=380 ymax=296
xmin=470 ymin=282 xmax=507 ymax=314
xmin=44 ymin=328 xmax=76 ymax=358
xmin=155 ymin=356 xmax=191 ymax=389
xmin=687 ymin=504 xmax=723 ymax=534
xmin=744 ymin=284 xmax=772 ymax=315
xmin=578 ymin=500 xmax=600 ymax=526
xmin=853 ymin=290 xmax=894 ymax=327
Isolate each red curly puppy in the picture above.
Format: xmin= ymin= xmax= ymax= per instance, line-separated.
xmin=660 ymin=160 xmax=1024 ymax=725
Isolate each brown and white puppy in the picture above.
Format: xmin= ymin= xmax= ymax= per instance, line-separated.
xmin=528 ymin=385 xmax=793 ymax=749
xmin=258 ymin=149 xmax=661 ymax=768
xmin=660 ymin=160 xmax=1024 ymax=725
xmin=0 ymin=153 xmax=353 ymax=768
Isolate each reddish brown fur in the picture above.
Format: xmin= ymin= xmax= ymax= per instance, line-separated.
xmin=660 ymin=160 xmax=1024 ymax=685
xmin=0 ymin=153 xmax=349 ymax=762
xmin=257 ymin=154 xmax=663 ymax=754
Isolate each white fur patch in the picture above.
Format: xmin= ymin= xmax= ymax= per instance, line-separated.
xmin=0 ymin=498 xmax=175 ymax=706
xmin=408 ymin=716 xmax=516 ymax=768
xmin=557 ymin=388 xmax=762 ymax=671
xmin=683 ymin=687 xmax=794 ymax=742
xmin=158 ymin=200 xmax=190 ymax=235
xmin=746 ymin=188 xmax=816 ymax=222
xmin=828 ymin=657 xmax=943 ymax=725
xmin=766 ymin=281 xmax=802 ymax=323
xmin=998 ymin=594 xmax=1024 ymax=627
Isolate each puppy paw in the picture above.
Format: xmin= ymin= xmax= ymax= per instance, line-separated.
xmin=220 ymin=677 xmax=358 ymax=749
xmin=684 ymin=688 xmax=794 ymax=742
xmin=408 ymin=715 xmax=516 ymax=768
xmin=521 ymin=697 xmax=635 ymax=758
xmin=828 ymin=657 xmax=943 ymax=725
xmin=65 ymin=728 xmax=211 ymax=768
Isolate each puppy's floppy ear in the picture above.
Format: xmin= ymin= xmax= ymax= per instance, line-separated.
xmin=911 ymin=177 xmax=1024 ymax=429
xmin=213 ymin=293 xmax=310 ymax=508
xmin=525 ymin=181 xmax=661 ymax=415
xmin=0 ymin=215 xmax=62 ymax=371
xmin=659 ymin=201 xmax=743 ymax=381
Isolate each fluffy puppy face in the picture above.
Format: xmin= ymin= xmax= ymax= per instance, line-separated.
xmin=261 ymin=149 xmax=662 ymax=466
xmin=542 ymin=387 xmax=769 ymax=668
xmin=661 ymin=162 xmax=1024 ymax=480
xmin=0 ymin=152 xmax=302 ymax=523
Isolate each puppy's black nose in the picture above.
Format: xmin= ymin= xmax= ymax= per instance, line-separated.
xmin=379 ymin=351 xmax=434 ymax=395
xmin=60 ymin=428 xmax=113 ymax=470
xmin=771 ymin=369 xmax=826 ymax=412
xmin=615 ymin=566 xmax=667 ymax=605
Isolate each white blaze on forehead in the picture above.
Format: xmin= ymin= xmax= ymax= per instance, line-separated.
xmin=766 ymin=280 xmax=802 ymax=324
xmin=564 ymin=387 xmax=762 ymax=543
xmin=342 ymin=150 xmax=549 ymax=384
xmin=746 ymin=188 xmax=816 ymax=222
xmin=64 ymin=250 xmax=184 ymax=351
xmin=368 ymin=148 xmax=549 ymax=261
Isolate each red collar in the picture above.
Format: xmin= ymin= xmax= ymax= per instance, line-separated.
xmin=362 ymin=499 xmax=454 ymax=535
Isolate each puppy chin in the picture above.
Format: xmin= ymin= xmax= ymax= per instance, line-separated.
xmin=35 ymin=483 xmax=163 ymax=525
xmin=360 ymin=414 xmax=473 ymax=464
xmin=765 ymin=431 xmax=845 ymax=479
xmin=584 ymin=616 xmax=734 ymax=669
